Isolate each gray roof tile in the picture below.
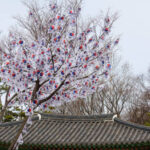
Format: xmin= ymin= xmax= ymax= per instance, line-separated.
xmin=0 ymin=113 xmax=150 ymax=145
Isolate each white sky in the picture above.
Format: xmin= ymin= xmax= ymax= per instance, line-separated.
xmin=0 ymin=0 xmax=150 ymax=75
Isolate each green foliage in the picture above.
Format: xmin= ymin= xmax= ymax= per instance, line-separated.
xmin=19 ymin=111 xmax=26 ymax=119
xmin=3 ymin=109 xmax=18 ymax=122
xmin=14 ymin=106 xmax=21 ymax=111
xmin=38 ymin=106 xmax=55 ymax=114
xmin=144 ymin=113 xmax=150 ymax=126
xmin=49 ymin=106 xmax=55 ymax=110
xmin=4 ymin=115 xmax=14 ymax=122
xmin=3 ymin=110 xmax=26 ymax=122
xmin=145 ymin=122 xmax=150 ymax=126
xmin=0 ymin=78 xmax=23 ymax=122
xmin=0 ymin=105 xmax=26 ymax=122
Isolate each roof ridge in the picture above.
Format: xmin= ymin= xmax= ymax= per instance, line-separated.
xmin=40 ymin=113 xmax=114 ymax=120
xmin=0 ymin=114 xmax=114 ymax=126
xmin=114 ymin=118 xmax=150 ymax=132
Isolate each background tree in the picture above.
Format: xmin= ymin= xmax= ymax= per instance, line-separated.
xmin=55 ymin=63 xmax=134 ymax=118
xmin=0 ymin=0 xmax=119 ymax=149
xmin=0 ymin=81 xmax=10 ymax=122
xmin=0 ymin=81 xmax=20 ymax=122
xmin=125 ymin=67 xmax=150 ymax=126
xmin=0 ymin=104 xmax=25 ymax=122
xmin=100 ymin=64 xmax=134 ymax=118
xmin=55 ymin=90 xmax=104 ymax=115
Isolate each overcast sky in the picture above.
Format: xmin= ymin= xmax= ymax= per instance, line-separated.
xmin=0 ymin=0 xmax=150 ymax=75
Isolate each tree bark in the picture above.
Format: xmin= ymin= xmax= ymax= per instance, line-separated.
xmin=0 ymin=102 xmax=8 ymax=122
xmin=0 ymin=87 xmax=10 ymax=122
xmin=0 ymin=108 xmax=6 ymax=122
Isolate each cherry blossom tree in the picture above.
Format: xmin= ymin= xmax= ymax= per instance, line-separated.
xmin=0 ymin=0 xmax=119 ymax=149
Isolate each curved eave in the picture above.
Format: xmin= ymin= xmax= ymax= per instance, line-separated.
xmin=114 ymin=118 xmax=150 ymax=132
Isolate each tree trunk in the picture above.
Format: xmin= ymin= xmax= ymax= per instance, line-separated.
xmin=0 ymin=102 xmax=8 ymax=122
xmin=0 ymin=87 xmax=11 ymax=123
xmin=8 ymin=81 xmax=40 ymax=150
xmin=8 ymin=116 xmax=29 ymax=150
xmin=0 ymin=109 xmax=6 ymax=122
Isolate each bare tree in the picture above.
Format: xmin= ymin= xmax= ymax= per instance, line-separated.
xmin=125 ymin=67 xmax=150 ymax=125
xmin=55 ymin=64 xmax=135 ymax=118
xmin=55 ymin=90 xmax=104 ymax=115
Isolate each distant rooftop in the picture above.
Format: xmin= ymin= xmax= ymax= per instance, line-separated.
xmin=0 ymin=113 xmax=150 ymax=149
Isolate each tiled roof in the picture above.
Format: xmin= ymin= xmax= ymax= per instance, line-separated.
xmin=0 ymin=114 xmax=150 ymax=146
